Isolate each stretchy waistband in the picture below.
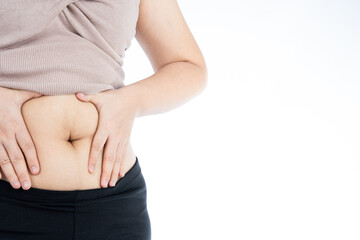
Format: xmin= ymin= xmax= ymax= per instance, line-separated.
xmin=0 ymin=156 xmax=141 ymax=204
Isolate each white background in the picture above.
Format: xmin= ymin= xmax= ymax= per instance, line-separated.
xmin=124 ymin=1 xmax=360 ymax=239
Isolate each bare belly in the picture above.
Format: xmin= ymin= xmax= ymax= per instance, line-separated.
xmin=0 ymin=94 xmax=136 ymax=190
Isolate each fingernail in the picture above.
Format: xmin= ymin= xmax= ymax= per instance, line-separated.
xmin=102 ymin=179 xmax=108 ymax=188
xmin=109 ymin=180 xmax=116 ymax=187
xmin=23 ymin=180 xmax=30 ymax=189
xmin=31 ymin=166 xmax=39 ymax=174
xmin=13 ymin=180 xmax=21 ymax=188
xmin=89 ymin=164 xmax=94 ymax=173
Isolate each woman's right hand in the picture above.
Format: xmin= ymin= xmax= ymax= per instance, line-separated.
xmin=0 ymin=86 xmax=43 ymax=190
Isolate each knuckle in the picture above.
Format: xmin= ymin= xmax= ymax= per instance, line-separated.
xmin=17 ymin=172 xmax=28 ymax=181
xmin=0 ymin=131 xmax=11 ymax=142
xmin=104 ymin=153 xmax=115 ymax=163
xmin=0 ymin=157 xmax=11 ymax=166
xmin=11 ymin=155 xmax=24 ymax=164
xmin=97 ymin=129 xmax=108 ymax=138
xmin=0 ymin=131 xmax=6 ymax=140
xmin=117 ymin=136 xmax=125 ymax=143
xmin=9 ymin=118 xmax=19 ymax=129
xmin=22 ymin=142 xmax=35 ymax=152
xmin=92 ymin=143 xmax=103 ymax=152
xmin=114 ymin=156 xmax=121 ymax=163
xmin=114 ymin=130 xmax=123 ymax=138
xmin=102 ymin=125 xmax=110 ymax=132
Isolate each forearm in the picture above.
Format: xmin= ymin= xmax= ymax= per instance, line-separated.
xmin=124 ymin=61 xmax=207 ymax=118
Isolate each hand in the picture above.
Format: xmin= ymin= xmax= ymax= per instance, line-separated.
xmin=75 ymin=87 xmax=139 ymax=188
xmin=0 ymin=87 xmax=43 ymax=190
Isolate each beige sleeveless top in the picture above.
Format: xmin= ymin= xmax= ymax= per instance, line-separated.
xmin=0 ymin=0 xmax=140 ymax=95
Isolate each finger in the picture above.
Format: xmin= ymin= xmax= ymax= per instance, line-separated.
xmin=88 ymin=129 xmax=108 ymax=174
xmin=3 ymin=136 xmax=32 ymax=190
xmin=109 ymin=142 xmax=123 ymax=187
xmin=119 ymin=142 xmax=129 ymax=178
xmin=0 ymin=144 xmax=21 ymax=189
xmin=100 ymin=137 xmax=118 ymax=188
xmin=15 ymin=124 xmax=40 ymax=175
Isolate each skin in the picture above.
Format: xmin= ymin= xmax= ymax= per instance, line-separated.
xmin=0 ymin=0 xmax=207 ymax=190
xmin=0 ymin=88 xmax=43 ymax=190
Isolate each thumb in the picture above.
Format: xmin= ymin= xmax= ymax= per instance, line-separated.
xmin=17 ymin=90 xmax=43 ymax=102
xmin=75 ymin=92 xmax=101 ymax=105
xmin=75 ymin=92 xmax=102 ymax=109
xmin=75 ymin=92 xmax=91 ymax=102
xmin=30 ymin=92 xmax=43 ymax=98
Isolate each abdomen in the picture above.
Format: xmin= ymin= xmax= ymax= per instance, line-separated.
xmin=0 ymin=94 xmax=136 ymax=190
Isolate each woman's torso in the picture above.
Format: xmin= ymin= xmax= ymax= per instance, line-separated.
xmin=0 ymin=94 xmax=136 ymax=190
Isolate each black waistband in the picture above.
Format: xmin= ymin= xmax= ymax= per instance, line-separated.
xmin=0 ymin=156 xmax=141 ymax=203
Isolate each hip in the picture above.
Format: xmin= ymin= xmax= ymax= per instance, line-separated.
xmin=0 ymin=156 xmax=151 ymax=240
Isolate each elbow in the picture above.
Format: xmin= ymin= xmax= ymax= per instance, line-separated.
xmin=195 ymin=54 xmax=208 ymax=91
xmin=202 ymin=64 xmax=208 ymax=90
xmin=186 ymin=57 xmax=208 ymax=93
xmin=192 ymin=62 xmax=208 ymax=96
xmin=195 ymin=61 xmax=208 ymax=93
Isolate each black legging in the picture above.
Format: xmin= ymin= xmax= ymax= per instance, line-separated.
xmin=0 ymin=156 xmax=151 ymax=240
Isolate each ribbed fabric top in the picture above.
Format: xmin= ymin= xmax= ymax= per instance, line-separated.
xmin=0 ymin=0 xmax=140 ymax=95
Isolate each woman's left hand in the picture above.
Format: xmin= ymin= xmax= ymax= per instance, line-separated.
xmin=75 ymin=87 xmax=139 ymax=188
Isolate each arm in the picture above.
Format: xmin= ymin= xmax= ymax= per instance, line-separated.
xmin=125 ymin=0 xmax=208 ymax=118
xmin=76 ymin=0 xmax=207 ymax=187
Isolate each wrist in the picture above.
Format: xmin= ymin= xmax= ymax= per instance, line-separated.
xmin=117 ymin=83 xmax=143 ymax=118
